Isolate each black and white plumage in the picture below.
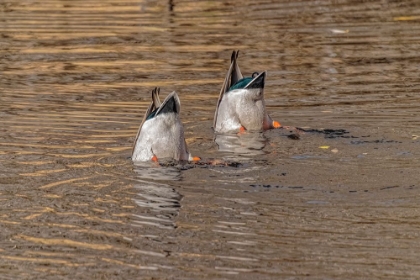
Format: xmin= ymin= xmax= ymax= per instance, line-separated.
xmin=214 ymin=51 xmax=281 ymax=133
xmin=132 ymin=88 xmax=198 ymax=162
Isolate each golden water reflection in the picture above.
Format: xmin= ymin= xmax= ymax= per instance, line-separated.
xmin=2 ymin=0 xmax=420 ymax=278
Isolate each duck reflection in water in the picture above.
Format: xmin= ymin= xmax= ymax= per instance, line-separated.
xmin=131 ymin=161 xmax=182 ymax=230
xmin=214 ymin=132 xmax=268 ymax=157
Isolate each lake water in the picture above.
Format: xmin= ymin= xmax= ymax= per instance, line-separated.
xmin=2 ymin=0 xmax=420 ymax=278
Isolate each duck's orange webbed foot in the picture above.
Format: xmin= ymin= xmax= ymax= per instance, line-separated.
xmin=272 ymin=120 xmax=281 ymax=128
xmin=238 ymin=125 xmax=247 ymax=135
xmin=190 ymin=156 xmax=201 ymax=162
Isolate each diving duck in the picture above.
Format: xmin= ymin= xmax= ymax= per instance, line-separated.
xmin=132 ymin=88 xmax=200 ymax=162
xmin=213 ymin=50 xmax=281 ymax=133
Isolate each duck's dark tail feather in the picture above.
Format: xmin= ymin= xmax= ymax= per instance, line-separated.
xmin=245 ymin=71 xmax=265 ymax=89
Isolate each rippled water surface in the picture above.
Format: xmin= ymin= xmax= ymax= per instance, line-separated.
xmin=2 ymin=0 xmax=420 ymax=278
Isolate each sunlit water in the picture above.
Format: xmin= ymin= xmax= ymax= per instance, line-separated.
xmin=2 ymin=0 xmax=420 ymax=278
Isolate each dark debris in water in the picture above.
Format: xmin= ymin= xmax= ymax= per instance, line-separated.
xmin=295 ymin=128 xmax=402 ymax=144
xmin=249 ymin=184 xmax=306 ymax=189
xmin=159 ymin=160 xmax=243 ymax=170
xmin=250 ymin=184 xmax=280 ymax=188
xmin=287 ymin=134 xmax=300 ymax=140
xmin=248 ymin=185 xmax=417 ymax=193
xmin=381 ymin=185 xmax=418 ymax=190
xmin=350 ymin=139 xmax=402 ymax=144
xmin=297 ymin=128 xmax=353 ymax=139
xmin=193 ymin=160 xmax=242 ymax=168
xmin=380 ymin=185 xmax=399 ymax=190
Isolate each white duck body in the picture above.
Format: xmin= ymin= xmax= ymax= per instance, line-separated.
xmin=214 ymin=51 xmax=279 ymax=133
xmin=132 ymin=89 xmax=193 ymax=162
xmin=215 ymin=72 xmax=275 ymax=133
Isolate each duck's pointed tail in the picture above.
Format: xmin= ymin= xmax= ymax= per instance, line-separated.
xmin=214 ymin=50 xmax=243 ymax=129
xmin=155 ymin=91 xmax=180 ymax=116
xmin=245 ymin=71 xmax=266 ymax=89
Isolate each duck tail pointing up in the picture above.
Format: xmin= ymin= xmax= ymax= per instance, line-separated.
xmin=245 ymin=71 xmax=266 ymax=89
xmin=156 ymin=91 xmax=181 ymax=116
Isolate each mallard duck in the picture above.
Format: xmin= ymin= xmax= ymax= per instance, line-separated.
xmin=213 ymin=50 xmax=281 ymax=133
xmin=132 ymin=88 xmax=200 ymax=162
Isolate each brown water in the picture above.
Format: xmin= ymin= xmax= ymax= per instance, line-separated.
xmin=2 ymin=0 xmax=420 ymax=278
